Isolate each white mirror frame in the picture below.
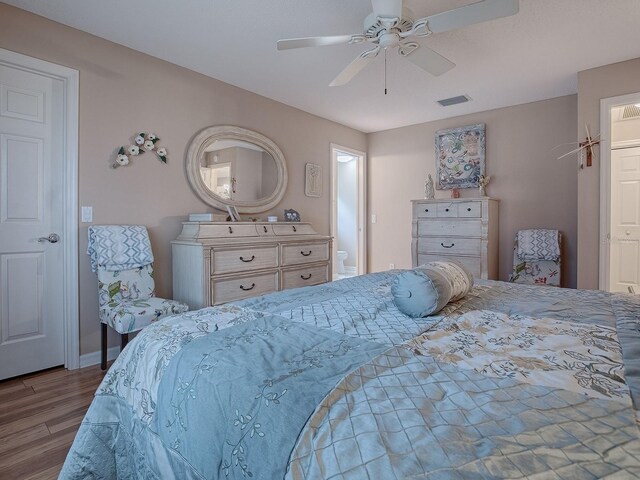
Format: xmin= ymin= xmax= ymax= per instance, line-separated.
xmin=186 ymin=125 xmax=288 ymax=214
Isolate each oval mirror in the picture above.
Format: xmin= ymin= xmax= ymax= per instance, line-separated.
xmin=186 ymin=126 xmax=288 ymax=213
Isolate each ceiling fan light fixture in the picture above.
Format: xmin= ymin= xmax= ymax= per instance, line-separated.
xmin=437 ymin=95 xmax=471 ymax=107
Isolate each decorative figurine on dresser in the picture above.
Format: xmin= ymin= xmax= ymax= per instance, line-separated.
xmin=411 ymin=198 xmax=499 ymax=279
xmin=175 ymin=124 xmax=332 ymax=309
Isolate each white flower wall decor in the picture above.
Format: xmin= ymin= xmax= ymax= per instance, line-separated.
xmin=113 ymin=132 xmax=168 ymax=168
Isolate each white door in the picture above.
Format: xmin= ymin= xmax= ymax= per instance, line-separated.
xmin=610 ymin=147 xmax=640 ymax=293
xmin=0 ymin=62 xmax=65 ymax=379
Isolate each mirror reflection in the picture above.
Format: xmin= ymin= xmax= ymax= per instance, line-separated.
xmin=200 ymin=140 xmax=279 ymax=202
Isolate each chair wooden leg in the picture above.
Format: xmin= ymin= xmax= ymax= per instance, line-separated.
xmin=121 ymin=333 xmax=129 ymax=351
xmin=101 ymin=323 xmax=107 ymax=371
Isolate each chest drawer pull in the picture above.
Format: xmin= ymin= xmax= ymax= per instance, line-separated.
xmin=300 ymin=274 xmax=312 ymax=280
xmin=263 ymin=226 xmax=268 ymax=233
xmin=441 ymin=243 xmax=455 ymax=249
xmin=300 ymin=250 xmax=312 ymax=256
xmin=445 ymin=208 xmax=450 ymax=212
xmin=425 ymin=208 xmax=429 ymax=212
xmin=467 ymin=207 xmax=472 ymax=212
xmin=239 ymin=255 xmax=255 ymax=263
xmin=292 ymin=225 xmax=297 ymax=232
xmin=228 ymin=226 xmax=233 ymax=234
xmin=239 ymin=283 xmax=255 ymax=291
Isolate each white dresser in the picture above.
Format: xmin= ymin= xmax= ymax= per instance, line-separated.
xmin=172 ymin=222 xmax=332 ymax=309
xmin=411 ymin=198 xmax=499 ymax=279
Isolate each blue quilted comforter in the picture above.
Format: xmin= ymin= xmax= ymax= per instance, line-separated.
xmin=60 ymin=272 xmax=640 ymax=479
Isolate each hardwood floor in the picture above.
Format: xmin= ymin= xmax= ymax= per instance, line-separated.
xmin=0 ymin=364 xmax=107 ymax=479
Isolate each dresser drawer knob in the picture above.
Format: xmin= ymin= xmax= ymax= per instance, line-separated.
xmin=424 ymin=208 xmax=429 ymax=212
xmin=300 ymin=274 xmax=312 ymax=280
xmin=263 ymin=226 xmax=268 ymax=233
xmin=441 ymin=243 xmax=455 ymax=249
xmin=239 ymin=283 xmax=256 ymax=291
xmin=292 ymin=225 xmax=297 ymax=232
xmin=467 ymin=207 xmax=472 ymax=212
xmin=300 ymin=250 xmax=312 ymax=256
xmin=445 ymin=208 xmax=450 ymax=212
xmin=228 ymin=226 xmax=233 ymax=234
xmin=239 ymin=255 xmax=255 ymax=263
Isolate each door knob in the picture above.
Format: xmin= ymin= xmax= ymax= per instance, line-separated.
xmin=626 ymin=230 xmax=631 ymax=236
xmin=38 ymin=233 xmax=60 ymax=243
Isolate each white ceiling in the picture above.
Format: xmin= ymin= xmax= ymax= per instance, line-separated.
xmin=5 ymin=0 xmax=640 ymax=133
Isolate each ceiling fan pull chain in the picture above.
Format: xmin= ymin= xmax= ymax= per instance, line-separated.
xmin=384 ymin=47 xmax=387 ymax=95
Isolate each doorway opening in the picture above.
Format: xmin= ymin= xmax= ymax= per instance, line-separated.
xmin=330 ymin=144 xmax=366 ymax=281
xmin=600 ymin=93 xmax=640 ymax=292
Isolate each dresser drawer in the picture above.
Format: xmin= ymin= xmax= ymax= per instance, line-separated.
xmin=417 ymin=220 xmax=482 ymax=237
xmin=418 ymin=237 xmax=481 ymax=256
xmin=211 ymin=271 xmax=279 ymax=305
xmin=417 ymin=254 xmax=481 ymax=278
xmin=282 ymin=264 xmax=329 ymax=290
xmin=458 ymin=201 xmax=482 ymax=218
xmin=281 ymin=242 xmax=330 ymax=266
xmin=198 ymin=223 xmax=261 ymax=238
xmin=437 ymin=203 xmax=458 ymax=217
xmin=414 ymin=203 xmax=437 ymax=218
xmin=273 ymin=223 xmax=317 ymax=236
xmin=211 ymin=245 xmax=278 ymax=275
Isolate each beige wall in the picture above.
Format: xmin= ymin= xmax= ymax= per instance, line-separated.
xmin=368 ymin=95 xmax=578 ymax=287
xmin=576 ymin=58 xmax=640 ymax=289
xmin=0 ymin=3 xmax=366 ymax=355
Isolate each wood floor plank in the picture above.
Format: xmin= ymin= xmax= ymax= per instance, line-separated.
xmin=21 ymin=367 xmax=70 ymax=387
xmin=0 ymin=383 xmax=35 ymax=404
xmin=0 ymin=365 xmax=105 ymax=478
xmin=22 ymin=464 xmax=63 ymax=480
xmin=0 ymin=423 xmax=49 ymax=455
xmin=0 ymin=383 xmax=98 ymax=424
xmin=0 ymin=395 xmax=94 ymax=438
xmin=46 ymin=409 xmax=86 ymax=435
xmin=0 ymin=427 xmax=78 ymax=479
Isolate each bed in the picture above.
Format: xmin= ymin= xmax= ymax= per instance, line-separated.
xmin=60 ymin=272 xmax=640 ymax=478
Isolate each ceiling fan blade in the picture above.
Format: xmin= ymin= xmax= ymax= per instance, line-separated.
xmin=402 ymin=44 xmax=455 ymax=76
xmin=371 ymin=0 xmax=403 ymax=19
xmin=277 ymin=35 xmax=358 ymax=50
xmin=330 ymin=47 xmax=380 ymax=87
xmin=425 ymin=0 xmax=519 ymax=34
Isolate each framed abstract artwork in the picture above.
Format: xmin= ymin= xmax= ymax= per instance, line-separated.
xmin=435 ymin=123 xmax=485 ymax=189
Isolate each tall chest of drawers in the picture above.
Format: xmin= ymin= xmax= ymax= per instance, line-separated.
xmin=411 ymin=198 xmax=499 ymax=279
xmin=172 ymin=222 xmax=332 ymax=310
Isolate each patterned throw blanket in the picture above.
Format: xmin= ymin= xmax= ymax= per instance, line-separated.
xmin=60 ymin=274 xmax=640 ymax=479
xmin=517 ymin=229 xmax=560 ymax=261
xmin=87 ymin=225 xmax=154 ymax=272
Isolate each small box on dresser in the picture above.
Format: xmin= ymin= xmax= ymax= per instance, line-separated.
xmin=172 ymin=221 xmax=332 ymax=310
xmin=411 ymin=198 xmax=499 ymax=279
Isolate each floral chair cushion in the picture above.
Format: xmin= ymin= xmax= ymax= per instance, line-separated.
xmin=99 ymin=296 xmax=188 ymax=334
xmin=509 ymin=237 xmax=561 ymax=287
xmin=98 ymin=264 xmax=155 ymax=307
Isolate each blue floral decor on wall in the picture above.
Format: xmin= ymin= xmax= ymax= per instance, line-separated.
xmin=435 ymin=123 xmax=485 ymax=189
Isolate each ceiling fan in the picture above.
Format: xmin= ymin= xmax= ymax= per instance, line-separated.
xmin=277 ymin=0 xmax=519 ymax=87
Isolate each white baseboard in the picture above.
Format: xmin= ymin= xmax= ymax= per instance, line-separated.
xmin=79 ymin=346 xmax=121 ymax=368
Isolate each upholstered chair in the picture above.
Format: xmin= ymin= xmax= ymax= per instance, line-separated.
xmin=88 ymin=225 xmax=188 ymax=369
xmin=509 ymin=230 xmax=562 ymax=287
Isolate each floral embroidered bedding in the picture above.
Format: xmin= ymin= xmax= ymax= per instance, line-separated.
xmin=60 ymin=272 xmax=640 ymax=479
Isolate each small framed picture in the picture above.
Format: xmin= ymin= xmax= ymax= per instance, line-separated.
xmin=226 ymin=205 xmax=241 ymax=222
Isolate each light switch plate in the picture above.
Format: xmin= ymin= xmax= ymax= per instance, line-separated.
xmin=371 ymin=214 xmax=377 ymax=224
xmin=81 ymin=206 xmax=93 ymax=223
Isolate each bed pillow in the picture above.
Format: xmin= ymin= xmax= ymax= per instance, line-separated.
xmin=391 ymin=267 xmax=453 ymax=317
xmin=420 ymin=260 xmax=474 ymax=302
xmin=391 ymin=260 xmax=474 ymax=317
